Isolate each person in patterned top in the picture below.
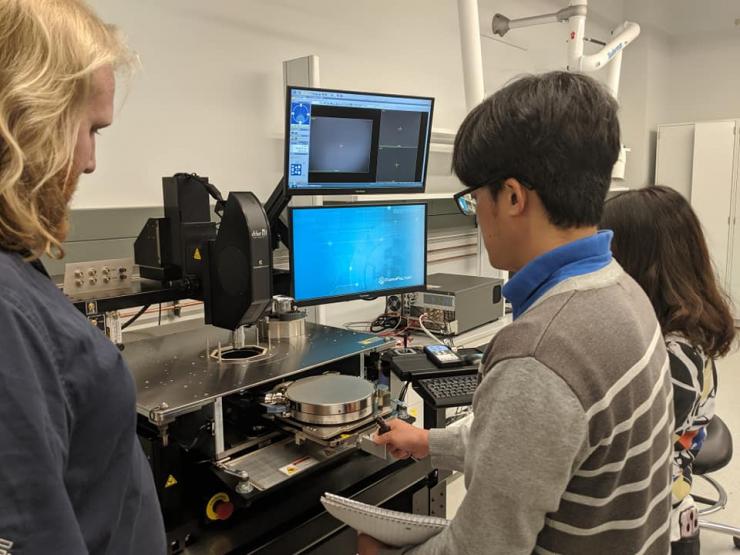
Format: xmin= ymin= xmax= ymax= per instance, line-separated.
xmin=602 ymin=185 xmax=736 ymax=555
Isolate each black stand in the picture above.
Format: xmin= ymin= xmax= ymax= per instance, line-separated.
xmin=264 ymin=177 xmax=290 ymax=251
xmin=263 ymin=177 xmax=294 ymax=297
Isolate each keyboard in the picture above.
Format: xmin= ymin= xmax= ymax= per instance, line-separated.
xmin=415 ymin=374 xmax=479 ymax=408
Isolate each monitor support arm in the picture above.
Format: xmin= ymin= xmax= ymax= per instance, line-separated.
xmin=264 ymin=177 xmax=290 ymax=251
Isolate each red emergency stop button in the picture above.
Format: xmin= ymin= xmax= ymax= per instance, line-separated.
xmin=214 ymin=499 xmax=234 ymax=520
xmin=206 ymin=492 xmax=234 ymax=521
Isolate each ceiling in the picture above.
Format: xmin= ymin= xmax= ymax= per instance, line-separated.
xmin=622 ymin=0 xmax=740 ymax=37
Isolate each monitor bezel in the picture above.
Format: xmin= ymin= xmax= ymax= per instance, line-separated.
xmin=284 ymin=86 xmax=435 ymax=196
xmin=288 ymin=202 xmax=428 ymax=307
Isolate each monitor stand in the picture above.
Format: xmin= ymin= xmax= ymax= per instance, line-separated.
xmin=264 ymin=177 xmax=290 ymax=251
xmin=264 ymin=177 xmax=292 ymax=298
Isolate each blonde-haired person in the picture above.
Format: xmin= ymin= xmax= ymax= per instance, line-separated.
xmin=0 ymin=1 xmax=165 ymax=553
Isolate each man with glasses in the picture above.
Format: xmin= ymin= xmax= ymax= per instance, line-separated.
xmin=366 ymin=72 xmax=673 ymax=554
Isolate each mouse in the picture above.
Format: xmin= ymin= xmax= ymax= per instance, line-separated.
xmin=463 ymin=352 xmax=483 ymax=365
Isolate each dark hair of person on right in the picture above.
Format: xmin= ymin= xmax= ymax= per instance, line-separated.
xmin=452 ymin=71 xmax=621 ymax=228
xmin=601 ymin=185 xmax=736 ymax=357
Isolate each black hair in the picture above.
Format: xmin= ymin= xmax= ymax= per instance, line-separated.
xmin=452 ymin=71 xmax=621 ymax=228
xmin=601 ymin=186 xmax=735 ymax=357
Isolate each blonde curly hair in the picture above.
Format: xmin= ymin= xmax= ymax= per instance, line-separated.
xmin=0 ymin=0 xmax=132 ymax=259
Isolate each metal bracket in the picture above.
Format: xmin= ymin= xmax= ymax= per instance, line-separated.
xmin=358 ymin=433 xmax=388 ymax=460
xmin=214 ymin=461 xmax=253 ymax=495
xmin=429 ymin=476 xmax=448 ymax=518
xmin=412 ymin=486 xmax=430 ymax=515
xmin=213 ymin=397 xmax=225 ymax=456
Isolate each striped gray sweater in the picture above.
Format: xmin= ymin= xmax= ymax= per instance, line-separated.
xmin=396 ymin=261 xmax=673 ymax=555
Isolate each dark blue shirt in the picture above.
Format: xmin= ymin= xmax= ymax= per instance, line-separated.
xmin=503 ymin=230 xmax=614 ymax=319
xmin=0 ymin=251 xmax=165 ymax=554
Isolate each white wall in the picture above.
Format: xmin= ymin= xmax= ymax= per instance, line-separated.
xmin=632 ymin=31 xmax=740 ymax=188
xmin=617 ymin=23 xmax=673 ymax=188
xmin=82 ymin=0 xmax=627 ymax=209
xmin=82 ymin=0 xmax=472 ymax=208
xmin=620 ymin=0 xmax=740 ymax=188
xmin=659 ymin=33 xmax=740 ymax=124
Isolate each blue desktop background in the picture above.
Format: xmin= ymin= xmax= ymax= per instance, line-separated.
xmin=291 ymin=204 xmax=426 ymax=303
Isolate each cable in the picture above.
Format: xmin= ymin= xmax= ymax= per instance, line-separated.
xmin=121 ymin=304 xmax=151 ymax=330
xmin=387 ymin=314 xmax=404 ymax=333
xmin=399 ymin=381 xmax=410 ymax=402
xmin=343 ymin=321 xmax=373 ymax=331
xmin=177 ymin=423 xmax=212 ymax=452
xmin=446 ymin=407 xmax=471 ymax=426
xmin=370 ymin=313 xmax=403 ymax=333
xmin=418 ymin=313 xmax=446 ymax=346
xmin=173 ymin=172 xmax=227 ymax=219
xmin=120 ymin=300 xmax=202 ymax=317
xmin=377 ymin=316 xmax=410 ymax=338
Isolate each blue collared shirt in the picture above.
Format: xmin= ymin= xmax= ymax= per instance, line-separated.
xmin=503 ymin=230 xmax=614 ymax=319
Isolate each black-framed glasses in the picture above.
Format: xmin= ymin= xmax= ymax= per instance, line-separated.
xmin=453 ymin=184 xmax=486 ymax=216
xmin=453 ymin=177 xmax=535 ymax=216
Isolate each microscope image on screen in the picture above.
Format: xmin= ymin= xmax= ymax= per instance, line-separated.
xmin=307 ymin=104 xmax=379 ymax=183
xmin=377 ymin=111 xmax=423 ymax=183
xmin=309 ymin=116 xmax=373 ymax=174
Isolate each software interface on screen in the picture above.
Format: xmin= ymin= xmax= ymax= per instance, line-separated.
xmin=286 ymin=88 xmax=433 ymax=193
xmin=291 ymin=204 xmax=426 ymax=304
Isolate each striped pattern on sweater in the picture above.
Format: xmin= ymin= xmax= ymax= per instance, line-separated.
xmin=483 ymin=261 xmax=673 ymax=555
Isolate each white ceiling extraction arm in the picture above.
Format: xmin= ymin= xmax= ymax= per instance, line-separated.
xmin=489 ymin=0 xmax=639 ymax=178
xmin=491 ymin=0 xmax=640 ymax=100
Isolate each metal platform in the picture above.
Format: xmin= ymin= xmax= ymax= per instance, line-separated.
xmin=123 ymin=323 xmax=392 ymax=424
xmin=224 ymin=437 xmax=353 ymax=492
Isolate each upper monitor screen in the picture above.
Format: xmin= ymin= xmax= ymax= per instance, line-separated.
xmin=286 ymin=87 xmax=434 ymax=195
xmin=290 ymin=203 xmax=427 ymax=305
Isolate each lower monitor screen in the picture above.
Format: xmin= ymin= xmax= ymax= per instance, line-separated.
xmin=290 ymin=204 xmax=427 ymax=305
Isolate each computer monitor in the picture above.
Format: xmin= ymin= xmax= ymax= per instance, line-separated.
xmin=285 ymin=87 xmax=434 ymax=195
xmin=289 ymin=203 xmax=427 ymax=306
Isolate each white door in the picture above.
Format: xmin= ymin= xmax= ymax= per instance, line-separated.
xmin=655 ymin=124 xmax=695 ymax=198
xmin=690 ymin=121 xmax=736 ymax=287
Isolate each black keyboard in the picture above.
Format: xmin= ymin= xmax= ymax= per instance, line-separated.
xmin=415 ymin=374 xmax=479 ymax=408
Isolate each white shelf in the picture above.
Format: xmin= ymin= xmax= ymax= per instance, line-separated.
xmin=322 ymin=192 xmax=455 ymax=203
xmin=430 ymin=128 xmax=456 ymax=154
xmin=347 ymin=192 xmax=453 ymax=202
xmin=431 ymin=128 xmax=456 ymax=144
xmin=430 ymin=144 xmax=453 ymax=154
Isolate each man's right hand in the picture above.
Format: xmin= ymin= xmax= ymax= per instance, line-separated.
xmin=372 ymin=418 xmax=430 ymax=460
